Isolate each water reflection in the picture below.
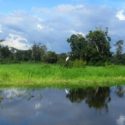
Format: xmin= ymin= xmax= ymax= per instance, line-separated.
xmin=115 ymin=86 xmax=125 ymax=98
xmin=0 ymin=89 xmax=42 ymax=100
xmin=66 ymin=87 xmax=111 ymax=110
xmin=0 ymin=87 xmax=124 ymax=125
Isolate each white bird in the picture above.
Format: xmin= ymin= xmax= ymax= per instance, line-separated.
xmin=65 ymin=89 xmax=69 ymax=94
xmin=66 ymin=56 xmax=70 ymax=62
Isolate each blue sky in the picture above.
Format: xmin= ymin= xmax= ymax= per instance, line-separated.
xmin=0 ymin=0 xmax=125 ymax=52
xmin=1 ymin=0 xmax=80 ymax=12
xmin=0 ymin=0 xmax=124 ymax=12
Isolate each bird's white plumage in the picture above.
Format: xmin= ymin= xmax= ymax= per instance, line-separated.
xmin=65 ymin=89 xmax=69 ymax=94
xmin=66 ymin=56 xmax=69 ymax=62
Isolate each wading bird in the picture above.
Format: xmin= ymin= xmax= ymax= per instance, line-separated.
xmin=66 ymin=56 xmax=69 ymax=62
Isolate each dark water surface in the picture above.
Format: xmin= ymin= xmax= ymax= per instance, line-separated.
xmin=0 ymin=86 xmax=125 ymax=125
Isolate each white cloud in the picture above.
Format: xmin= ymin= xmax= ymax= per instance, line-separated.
xmin=35 ymin=103 xmax=41 ymax=110
xmin=0 ymin=4 xmax=124 ymax=52
xmin=36 ymin=24 xmax=44 ymax=31
xmin=69 ymin=30 xmax=85 ymax=36
xmin=2 ymin=33 xmax=30 ymax=50
xmin=3 ymin=89 xmax=26 ymax=99
xmin=0 ymin=24 xmax=3 ymax=33
xmin=116 ymin=10 xmax=125 ymax=21
xmin=55 ymin=4 xmax=85 ymax=13
xmin=117 ymin=115 xmax=125 ymax=125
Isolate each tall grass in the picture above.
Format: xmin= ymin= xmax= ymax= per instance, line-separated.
xmin=0 ymin=63 xmax=124 ymax=88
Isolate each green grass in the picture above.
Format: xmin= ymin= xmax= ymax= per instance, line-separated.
xmin=0 ymin=63 xmax=124 ymax=88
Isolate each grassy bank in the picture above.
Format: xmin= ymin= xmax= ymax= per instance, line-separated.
xmin=0 ymin=63 xmax=124 ymax=88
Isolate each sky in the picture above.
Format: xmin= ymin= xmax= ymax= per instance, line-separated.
xmin=0 ymin=0 xmax=125 ymax=53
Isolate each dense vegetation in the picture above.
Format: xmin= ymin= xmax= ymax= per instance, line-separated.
xmin=0 ymin=28 xmax=124 ymax=87
xmin=0 ymin=28 xmax=125 ymax=66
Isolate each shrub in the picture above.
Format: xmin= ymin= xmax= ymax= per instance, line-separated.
xmin=64 ymin=60 xmax=73 ymax=68
xmin=45 ymin=51 xmax=58 ymax=64
xmin=73 ymin=59 xmax=86 ymax=68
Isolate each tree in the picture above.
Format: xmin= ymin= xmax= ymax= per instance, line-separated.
xmin=45 ymin=51 xmax=57 ymax=64
xmin=0 ymin=40 xmax=5 ymax=61
xmin=14 ymin=50 xmax=32 ymax=61
xmin=66 ymin=87 xmax=111 ymax=110
xmin=86 ymin=29 xmax=111 ymax=64
xmin=115 ymin=40 xmax=124 ymax=56
xmin=57 ymin=53 xmax=67 ymax=65
xmin=31 ymin=43 xmax=47 ymax=62
xmin=114 ymin=40 xmax=124 ymax=64
xmin=67 ymin=34 xmax=87 ymax=60
xmin=67 ymin=29 xmax=112 ymax=65
xmin=0 ymin=46 xmax=11 ymax=61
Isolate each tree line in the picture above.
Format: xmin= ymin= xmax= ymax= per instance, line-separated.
xmin=67 ymin=28 xmax=125 ymax=65
xmin=0 ymin=42 xmax=60 ymax=64
xmin=0 ymin=28 xmax=124 ymax=65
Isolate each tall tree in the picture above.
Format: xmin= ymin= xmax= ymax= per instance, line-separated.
xmin=115 ymin=40 xmax=124 ymax=58
xmin=86 ymin=29 xmax=111 ymax=64
xmin=67 ymin=29 xmax=112 ymax=64
xmin=66 ymin=87 xmax=111 ymax=110
xmin=114 ymin=40 xmax=124 ymax=64
xmin=67 ymin=34 xmax=87 ymax=60
xmin=31 ymin=43 xmax=47 ymax=62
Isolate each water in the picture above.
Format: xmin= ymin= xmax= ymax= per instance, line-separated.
xmin=0 ymin=86 xmax=124 ymax=125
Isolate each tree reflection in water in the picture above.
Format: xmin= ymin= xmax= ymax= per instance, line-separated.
xmin=0 ymin=87 xmax=124 ymax=111
xmin=66 ymin=87 xmax=111 ymax=111
xmin=115 ymin=86 xmax=125 ymax=97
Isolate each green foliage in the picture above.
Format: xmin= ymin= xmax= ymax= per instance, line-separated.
xmin=73 ymin=59 xmax=86 ymax=68
xmin=14 ymin=50 xmax=32 ymax=61
xmin=67 ymin=28 xmax=112 ymax=65
xmin=0 ymin=27 xmax=125 ymax=66
xmin=31 ymin=43 xmax=47 ymax=62
xmin=57 ymin=53 xmax=67 ymax=65
xmin=86 ymin=29 xmax=111 ymax=64
xmin=115 ymin=40 xmax=124 ymax=56
xmin=67 ymin=34 xmax=87 ymax=60
xmin=45 ymin=51 xmax=58 ymax=64
xmin=64 ymin=60 xmax=73 ymax=68
xmin=0 ymin=45 xmax=12 ymax=61
xmin=113 ymin=40 xmax=124 ymax=64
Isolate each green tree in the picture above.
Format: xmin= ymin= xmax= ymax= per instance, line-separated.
xmin=67 ymin=29 xmax=112 ymax=65
xmin=114 ymin=40 xmax=124 ymax=64
xmin=66 ymin=87 xmax=111 ymax=110
xmin=86 ymin=29 xmax=111 ymax=64
xmin=14 ymin=50 xmax=32 ymax=62
xmin=45 ymin=51 xmax=57 ymax=64
xmin=115 ymin=40 xmax=124 ymax=56
xmin=31 ymin=43 xmax=47 ymax=62
xmin=0 ymin=46 xmax=11 ymax=61
xmin=67 ymin=34 xmax=87 ymax=60
xmin=57 ymin=53 xmax=67 ymax=65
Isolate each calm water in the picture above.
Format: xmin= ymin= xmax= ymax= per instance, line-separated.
xmin=0 ymin=86 xmax=125 ymax=125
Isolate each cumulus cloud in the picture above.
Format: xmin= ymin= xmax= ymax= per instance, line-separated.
xmin=116 ymin=10 xmax=125 ymax=21
xmin=36 ymin=24 xmax=44 ymax=31
xmin=3 ymin=89 xmax=26 ymax=99
xmin=117 ymin=115 xmax=125 ymax=125
xmin=34 ymin=103 xmax=41 ymax=110
xmin=1 ymin=33 xmax=30 ymax=50
xmin=0 ymin=4 xmax=124 ymax=52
